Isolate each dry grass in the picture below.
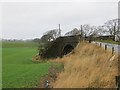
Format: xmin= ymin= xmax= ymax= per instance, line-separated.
xmin=50 ymin=41 xmax=118 ymax=88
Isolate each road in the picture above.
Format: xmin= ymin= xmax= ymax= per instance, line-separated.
xmin=92 ymin=41 xmax=120 ymax=53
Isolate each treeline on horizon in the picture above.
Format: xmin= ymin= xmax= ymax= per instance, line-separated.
xmin=2 ymin=18 xmax=120 ymax=43
xmin=40 ymin=18 xmax=119 ymax=43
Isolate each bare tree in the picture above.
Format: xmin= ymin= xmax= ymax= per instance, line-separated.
xmin=65 ymin=28 xmax=80 ymax=36
xmin=82 ymin=24 xmax=98 ymax=36
xmin=104 ymin=19 xmax=119 ymax=36
xmin=90 ymin=26 xmax=98 ymax=36
xmin=41 ymin=29 xmax=60 ymax=43
xmin=40 ymin=34 xmax=50 ymax=42
xmin=82 ymin=24 xmax=92 ymax=36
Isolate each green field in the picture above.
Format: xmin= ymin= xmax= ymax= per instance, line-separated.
xmin=96 ymin=40 xmax=120 ymax=45
xmin=2 ymin=41 xmax=55 ymax=88
xmin=2 ymin=41 xmax=39 ymax=48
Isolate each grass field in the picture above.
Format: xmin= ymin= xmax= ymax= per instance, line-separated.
xmin=2 ymin=41 xmax=39 ymax=48
xmin=2 ymin=41 xmax=56 ymax=88
xmin=96 ymin=40 xmax=120 ymax=45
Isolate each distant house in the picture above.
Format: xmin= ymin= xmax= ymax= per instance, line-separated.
xmin=95 ymin=31 xmax=114 ymax=40
xmin=97 ymin=31 xmax=120 ymax=41
xmin=98 ymin=35 xmax=114 ymax=41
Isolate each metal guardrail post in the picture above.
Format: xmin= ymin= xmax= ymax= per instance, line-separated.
xmin=112 ymin=47 xmax=114 ymax=55
xmin=100 ymin=43 xmax=102 ymax=47
xmin=105 ymin=45 xmax=107 ymax=52
xmin=115 ymin=76 xmax=120 ymax=90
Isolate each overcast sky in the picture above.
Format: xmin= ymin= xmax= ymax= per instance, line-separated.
xmin=1 ymin=2 xmax=118 ymax=40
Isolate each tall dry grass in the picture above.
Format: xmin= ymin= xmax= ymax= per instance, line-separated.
xmin=51 ymin=41 xmax=118 ymax=88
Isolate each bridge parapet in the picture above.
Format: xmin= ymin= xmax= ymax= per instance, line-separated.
xmin=40 ymin=35 xmax=81 ymax=58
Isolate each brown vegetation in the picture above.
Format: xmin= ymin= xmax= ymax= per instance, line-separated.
xmin=39 ymin=64 xmax=63 ymax=88
xmin=50 ymin=41 xmax=118 ymax=88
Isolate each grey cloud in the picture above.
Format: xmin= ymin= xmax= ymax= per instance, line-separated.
xmin=2 ymin=2 xmax=117 ymax=39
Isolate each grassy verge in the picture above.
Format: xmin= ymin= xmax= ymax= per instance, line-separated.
xmin=96 ymin=40 xmax=120 ymax=45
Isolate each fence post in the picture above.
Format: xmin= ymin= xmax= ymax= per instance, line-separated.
xmin=100 ymin=43 xmax=102 ymax=47
xmin=112 ymin=47 xmax=114 ymax=55
xmin=115 ymin=76 xmax=120 ymax=89
xmin=105 ymin=45 xmax=107 ymax=52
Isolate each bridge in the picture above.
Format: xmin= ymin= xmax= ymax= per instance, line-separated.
xmin=40 ymin=35 xmax=82 ymax=58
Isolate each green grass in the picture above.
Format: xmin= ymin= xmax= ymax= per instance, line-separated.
xmin=2 ymin=41 xmax=56 ymax=88
xmin=96 ymin=40 xmax=120 ymax=45
xmin=2 ymin=41 xmax=39 ymax=48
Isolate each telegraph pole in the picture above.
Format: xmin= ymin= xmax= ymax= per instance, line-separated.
xmin=81 ymin=25 xmax=83 ymax=37
xmin=59 ymin=24 xmax=61 ymax=37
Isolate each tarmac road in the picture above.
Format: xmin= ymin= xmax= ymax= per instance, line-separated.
xmin=92 ymin=41 xmax=120 ymax=53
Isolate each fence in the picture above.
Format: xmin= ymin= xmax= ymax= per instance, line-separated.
xmin=94 ymin=42 xmax=115 ymax=55
xmin=94 ymin=41 xmax=120 ymax=89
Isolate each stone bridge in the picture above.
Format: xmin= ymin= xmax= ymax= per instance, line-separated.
xmin=40 ymin=35 xmax=81 ymax=58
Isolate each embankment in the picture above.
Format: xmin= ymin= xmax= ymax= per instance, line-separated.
xmin=51 ymin=41 xmax=118 ymax=88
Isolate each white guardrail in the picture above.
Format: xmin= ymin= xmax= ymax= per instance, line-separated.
xmin=92 ymin=41 xmax=120 ymax=54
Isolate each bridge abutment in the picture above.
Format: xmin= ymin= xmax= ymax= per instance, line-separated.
xmin=40 ymin=35 xmax=81 ymax=58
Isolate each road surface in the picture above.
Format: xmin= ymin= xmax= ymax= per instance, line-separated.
xmin=92 ymin=41 xmax=120 ymax=53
